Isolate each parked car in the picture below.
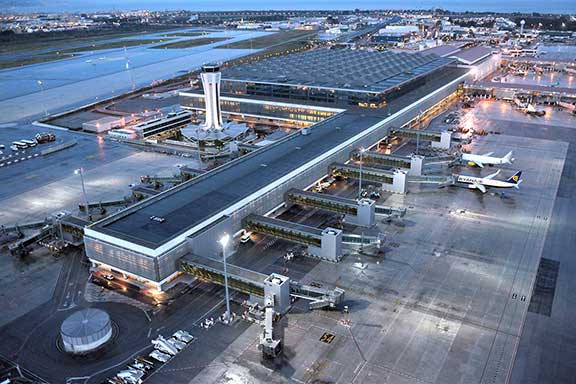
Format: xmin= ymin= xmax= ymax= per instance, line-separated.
xmin=135 ymin=356 xmax=155 ymax=367
xmin=149 ymin=350 xmax=170 ymax=363
xmin=173 ymin=330 xmax=194 ymax=343
xmin=129 ymin=360 xmax=152 ymax=371
xmin=240 ymin=231 xmax=252 ymax=244
xmin=167 ymin=337 xmax=186 ymax=351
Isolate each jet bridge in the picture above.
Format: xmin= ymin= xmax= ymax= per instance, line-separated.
xmin=375 ymin=205 xmax=407 ymax=217
xmin=181 ymin=253 xmax=266 ymax=298
xmin=140 ymin=175 xmax=183 ymax=187
xmin=131 ymin=185 xmax=161 ymax=200
xmin=285 ymin=189 xmax=375 ymax=227
xmin=139 ymin=166 xmax=201 ymax=189
xmin=330 ymin=163 xmax=408 ymax=194
xmin=351 ymin=150 xmax=424 ymax=176
xmin=243 ymin=214 xmax=343 ymax=261
xmin=424 ymin=154 xmax=460 ymax=167
xmin=3 ymin=213 xmax=90 ymax=254
xmin=0 ymin=220 xmax=47 ymax=233
xmin=290 ymin=282 xmax=345 ymax=310
xmin=78 ymin=198 xmax=131 ymax=214
xmin=342 ymin=233 xmax=385 ymax=246
xmin=407 ymin=174 xmax=455 ymax=186
xmin=9 ymin=226 xmax=52 ymax=256
xmin=179 ymin=255 xmax=345 ymax=311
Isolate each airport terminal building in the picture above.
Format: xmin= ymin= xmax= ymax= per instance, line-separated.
xmin=84 ymin=48 xmax=471 ymax=290
xmin=218 ymin=49 xmax=456 ymax=107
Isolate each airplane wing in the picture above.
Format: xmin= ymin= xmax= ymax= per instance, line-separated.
xmin=483 ymin=169 xmax=501 ymax=180
xmin=475 ymin=161 xmax=484 ymax=168
xmin=482 ymin=152 xmax=494 ymax=156
xmin=474 ymin=182 xmax=487 ymax=193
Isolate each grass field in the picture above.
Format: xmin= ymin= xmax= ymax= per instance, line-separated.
xmin=216 ymin=30 xmax=316 ymax=49
xmin=150 ymin=37 xmax=230 ymax=49
xmin=57 ymin=38 xmax=171 ymax=54
xmin=0 ymin=27 xmax=180 ymax=55
xmin=0 ymin=53 xmax=76 ymax=69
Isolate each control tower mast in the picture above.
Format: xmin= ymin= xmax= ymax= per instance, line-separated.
xmin=180 ymin=63 xmax=249 ymax=147
xmin=201 ymin=64 xmax=223 ymax=131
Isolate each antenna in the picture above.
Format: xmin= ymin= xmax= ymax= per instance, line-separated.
xmin=124 ymin=46 xmax=136 ymax=91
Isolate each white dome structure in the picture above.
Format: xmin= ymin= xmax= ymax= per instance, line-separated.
xmin=60 ymin=308 xmax=112 ymax=354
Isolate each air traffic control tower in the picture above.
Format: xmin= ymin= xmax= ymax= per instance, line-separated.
xmin=181 ymin=64 xmax=248 ymax=147
xmin=200 ymin=64 xmax=223 ymax=130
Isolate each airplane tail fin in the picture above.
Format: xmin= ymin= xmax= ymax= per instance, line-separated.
xmin=503 ymin=151 xmax=514 ymax=163
xmin=507 ymin=171 xmax=522 ymax=185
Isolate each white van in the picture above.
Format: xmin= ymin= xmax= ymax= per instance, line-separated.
xmin=240 ymin=231 xmax=252 ymax=244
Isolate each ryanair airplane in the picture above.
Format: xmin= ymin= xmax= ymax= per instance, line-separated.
xmin=456 ymin=170 xmax=523 ymax=193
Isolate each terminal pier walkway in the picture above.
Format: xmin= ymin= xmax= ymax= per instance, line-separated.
xmin=285 ymin=188 xmax=359 ymax=216
xmin=180 ymin=254 xmax=344 ymax=310
xmin=243 ymin=214 xmax=324 ymax=248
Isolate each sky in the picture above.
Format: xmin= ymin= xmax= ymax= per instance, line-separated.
xmin=1 ymin=0 xmax=575 ymax=14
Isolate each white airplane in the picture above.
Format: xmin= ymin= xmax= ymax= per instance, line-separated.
xmin=456 ymin=170 xmax=523 ymax=193
xmin=524 ymin=104 xmax=546 ymax=116
xmin=513 ymin=98 xmax=528 ymax=109
xmin=461 ymin=151 xmax=514 ymax=168
xmin=558 ymin=101 xmax=576 ymax=115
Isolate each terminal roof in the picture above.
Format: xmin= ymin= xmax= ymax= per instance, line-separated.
xmin=418 ymin=44 xmax=463 ymax=57
xmin=450 ymin=46 xmax=493 ymax=65
xmin=90 ymin=67 xmax=468 ymax=250
xmin=222 ymin=48 xmax=455 ymax=93
xmin=93 ymin=112 xmax=381 ymax=249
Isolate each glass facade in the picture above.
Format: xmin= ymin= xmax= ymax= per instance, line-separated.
xmin=85 ymin=236 xmax=189 ymax=282
xmin=219 ymin=67 xmax=455 ymax=108
xmin=180 ymin=94 xmax=337 ymax=124
xmin=221 ymin=80 xmax=385 ymax=107
xmin=133 ymin=111 xmax=192 ymax=139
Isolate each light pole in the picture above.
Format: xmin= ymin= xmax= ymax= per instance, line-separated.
xmin=75 ymin=168 xmax=90 ymax=219
xmin=219 ymin=234 xmax=231 ymax=323
xmin=37 ymin=80 xmax=48 ymax=117
xmin=358 ymin=147 xmax=366 ymax=201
